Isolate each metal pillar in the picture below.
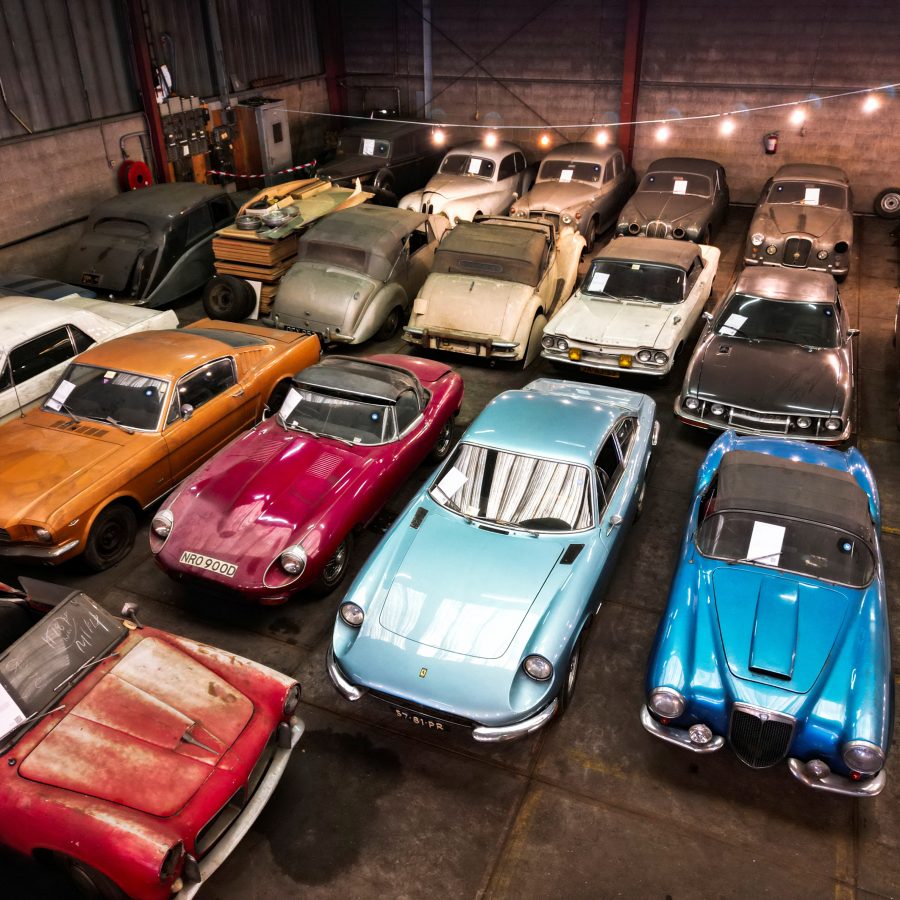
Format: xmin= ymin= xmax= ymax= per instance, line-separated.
xmin=315 ymin=0 xmax=347 ymax=116
xmin=422 ymin=0 xmax=433 ymax=119
xmin=618 ymin=0 xmax=647 ymax=165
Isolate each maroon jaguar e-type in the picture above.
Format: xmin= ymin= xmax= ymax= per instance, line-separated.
xmin=150 ymin=355 xmax=464 ymax=603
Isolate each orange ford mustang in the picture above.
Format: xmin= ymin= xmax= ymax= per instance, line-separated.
xmin=0 ymin=320 xmax=320 ymax=570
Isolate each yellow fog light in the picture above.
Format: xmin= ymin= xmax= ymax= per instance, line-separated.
xmin=618 ymin=354 xmax=633 ymax=368
xmin=568 ymin=348 xmax=582 ymax=361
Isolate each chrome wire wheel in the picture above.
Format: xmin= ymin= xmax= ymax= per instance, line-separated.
xmin=430 ymin=419 xmax=453 ymax=461
xmin=311 ymin=534 xmax=355 ymax=596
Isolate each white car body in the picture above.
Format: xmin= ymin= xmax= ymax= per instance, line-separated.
xmin=541 ymin=237 xmax=720 ymax=376
xmin=0 ymin=295 xmax=179 ymax=422
xmin=399 ymin=141 xmax=532 ymax=225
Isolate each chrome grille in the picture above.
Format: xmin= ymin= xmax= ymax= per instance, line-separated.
xmin=195 ymin=789 xmax=243 ymax=857
xmin=783 ymin=237 xmax=812 ymax=267
xmin=0 ymin=528 xmax=9 ymax=543
xmin=686 ymin=399 xmax=829 ymax=438
xmin=728 ymin=705 xmax=794 ymax=768
xmin=646 ymin=220 xmax=669 ymax=238
xmin=530 ymin=211 xmax=560 ymax=232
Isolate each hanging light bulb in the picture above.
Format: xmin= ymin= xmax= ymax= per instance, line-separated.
xmin=655 ymin=124 xmax=670 ymax=143
xmin=432 ymin=128 xmax=446 ymax=146
xmin=862 ymin=94 xmax=880 ymax=114
xmin=538 ymin=132 xmax=551 ymax=148
xmin=719 ymin=116 xmax=735 ymax=136
xmin=484 ymin=131 xmax=498 ymax=148
xmin=594 ymin=129 xmax=610 ymax=146
xmin=790 ymin=107 xmax=806 ymax=126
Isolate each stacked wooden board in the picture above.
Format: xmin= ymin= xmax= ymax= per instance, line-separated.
xmin=212 ymin=178 xmax=373 ymax=314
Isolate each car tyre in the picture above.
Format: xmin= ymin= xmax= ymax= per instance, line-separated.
xmin=634 ymin=480 xmax=647 ymax=520
xmin=429 ymin=418 xmax=454 ymax=461
xmin=584 ymin=216 xmax=598 ymax=253
xmin=874 ymin=187 xmax=900 ymax=219
xmin=699 ymin=225 xmax=711 ymax=244
xmin=376 ymin=306 xmax=403 ymax=341
xmin=264 ymin=378 xmax=292 ymax=419
xmin=310 ymin=534 xmax=354 ymax=597
xmin=203 ymin=275 xmax=256 ymax=321
xmin=83 ymin=502 xmax=137 ymax=572
xmin=54 ymin=854 xmax=127 ymax=900
xmin=557 ymin=626 xmax=589 ymax=715
xmin=521 ymin=313 xmax=548 ymax=369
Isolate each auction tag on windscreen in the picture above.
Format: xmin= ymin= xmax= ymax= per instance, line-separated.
xmin=0 ymin=683 xmax=25 ymax=738
xmin=588 ymin=271 xmax=610 ymax=293
xmin=804 ymin=187 xmax=820 ymax=205
xmin=718 ymin=313 xmax=747 ymax=336
xmin=673 ymin=178 xmax=688 ymax=195
xmin=467 ymin=157 xmax=482 ymax=175
xmin=559 ymin=168 xmax=574 ymax=183
xmin=45 ymin=379 xmax=76 ymax=412
xmin=436 ymin=466 xmax=467 ymax=499
xmin=746 ymin=521 xmax=786 ymax=565
xmin=361 ymin=138 xmax=376 ymax=156
xmin=279 ymin=387 xmax=302 ymax=418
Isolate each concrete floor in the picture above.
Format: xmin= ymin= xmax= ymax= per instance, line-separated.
xmin=3 ymin=207 xmax=900 ymax=899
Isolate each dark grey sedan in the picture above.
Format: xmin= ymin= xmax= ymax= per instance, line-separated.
xmin=743 ymin=163 xmax=853 ymax=281
xmin=675 ymin=266 xmax=857 ymax=443
xmin=615 ymin=157 xmax=729 ymax=243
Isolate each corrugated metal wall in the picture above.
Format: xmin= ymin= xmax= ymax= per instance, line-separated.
xmin=0 ymin=0 xmax=138 ymax=139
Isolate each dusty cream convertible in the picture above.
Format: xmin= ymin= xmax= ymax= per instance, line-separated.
xmin=403 ymin=217 xmax=584 ymax=366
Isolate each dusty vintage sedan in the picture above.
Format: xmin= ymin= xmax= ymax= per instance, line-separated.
xmin=0 ymin=294 xmax=178 ymax=423
xmin=269 ymin=205 xmax=449 ymax=344
xmin=676 ymin=267 xmax=857 ymax=442
xmin=61 ymin=184 xmax=242 ymax=307
xmin=0 ymin=322 xmax=320 ymax=570
xmin=616 ymin=157 xmax=729 ymax=242
xmin=328 ymin=379 xmax=657 ymax=740
xmin=510 ymin=143 xmax=634 ymax=251
xmin=399 ymin=141 xmax=532 ymax=224
xmin=150 ymin=354 xmax=464 ymax=604
xmin=642 ymin=434 xmax=891 ymax=797
xmin=541 ymin=237 xmax=719 ymax=376
xmin=744 ymin=164 xmax=854 ymax=281
xmin=0 ymin=577 xmax=303 ymax=897
xmin=403 ymin=217 xmax=584 ymax=365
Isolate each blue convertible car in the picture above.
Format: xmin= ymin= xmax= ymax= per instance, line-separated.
xmin=328 ymin=378 xmax=657 ymax=741
xmin=642 ymin=432 xmax=892 ymax=796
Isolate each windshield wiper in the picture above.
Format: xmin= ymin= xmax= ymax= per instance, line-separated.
xmin=49 ymin=400 xmax=83 ymax=424
xmin=433 ymin=486 xmax=464 ymax=516
xmin=53 ymin=652 xmax=119 ymax=693
xmin=104 ymin=416 xmax=135 ymax=434
xmin=587 ymin=288 xmax=623 ymax=302
xmin=725 ymin=552 xmax=782 ymax=567
xmin=755 ymin=334 xmax=818 ymax=350
xmin=0 ymin=703 xmax=66 ymax=743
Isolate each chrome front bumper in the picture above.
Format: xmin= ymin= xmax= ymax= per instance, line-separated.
xmin=472 ymin=699 xmax=559 ymax=742
xmin=541 ymin=348 xmax=673 ymax=376
xmin=640 ymin=705 xmax=725 ymax=753
xmin=326 ymin=646 xmax=368 ymax=701
xmin=787 ymin=758 xmax=886 ymax=797
xmin=403 ymin=327 xmax=519 ymax=359
xmin=175 ymin=719 xmax=305 ymax=899
xmin=0 ymin=538 xmax=79 ymax=560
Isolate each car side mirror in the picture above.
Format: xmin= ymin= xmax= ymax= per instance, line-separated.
xmin=512 ymin=191 xmax=519 ymax=200
xmin=847 ymin=328 xmax=860 ymax=337
xmin=181 ymin=403 xmax=194 ymax=422
xmin=606 ymin=514 xmax=623 ymax=535
xmin=121 ymin=602 xmax=143 ymax=629
xmin=702 ymin=311 xmax=713 ymax=322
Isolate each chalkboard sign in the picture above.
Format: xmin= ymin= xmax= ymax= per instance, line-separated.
xmin=0 ymin=592 xmax=125 ymax=733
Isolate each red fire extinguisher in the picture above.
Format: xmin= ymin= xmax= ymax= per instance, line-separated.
xmin=764 ymin=132 xmax=778 ymax=154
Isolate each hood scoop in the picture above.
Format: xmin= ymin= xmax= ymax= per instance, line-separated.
xmin=749 ymin=580 xmax=798 ymax=679
xmin=716 ymin=344 xmax=731 ymax=355
xmin=51 ymin=420 xmax=110 ymax=438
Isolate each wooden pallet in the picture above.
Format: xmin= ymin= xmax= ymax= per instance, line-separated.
xmin=214 ymin=259 xmax=293 ymax=282
xmin=259 ymin=283 xmax=278 ymax=314
xmin=211 ymin=233 xmax=298 ymax=266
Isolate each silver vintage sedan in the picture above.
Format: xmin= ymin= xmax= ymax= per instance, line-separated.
xmin=743 ymin=164 xmax=853 ymax=281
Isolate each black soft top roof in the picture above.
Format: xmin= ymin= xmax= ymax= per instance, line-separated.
xmin=292 ymin=356 xmax=421 ymax=404
xmin=716 ymin=450 xmax=873 ymax=544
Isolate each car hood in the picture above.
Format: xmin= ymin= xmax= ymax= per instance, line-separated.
xmin=418 ymin=275 xmax=534 ymax=338
xmin=759 ymin=204 xmax=848 ymax=238
xmin=316 ymin=157 xmax=379 ymax=182
xmin=694 ymin=336 xmax=842 ymax=414
xmin=551 ymin=291 xmax=675 ymax=347
xmin=520 ymin=180 xmax=597 ymax=213
xmin=19 ymin=636 xmax=254 ymax=816
xmin=417 ymin=174 xmax=498 ymax=203
xmin=61 ymin=234 xmax=149 ymax=295
xmin=626 ymin=192 xmax=711 ymax=224
xmin=275 ymin=263 xmax=377 ymax=328
xmin=377 ymin=513 xmax=562 ymax=658
xmin=712 ymin=567 xmax=851 ymax=693
xmin=0 ymin=416 xmax=128 ymax=522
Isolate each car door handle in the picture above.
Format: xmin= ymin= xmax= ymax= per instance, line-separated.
xmin=606 ymin=514 xmax=623 ymax=536
xmin=232 ymin=388 xmax=245 ymax=398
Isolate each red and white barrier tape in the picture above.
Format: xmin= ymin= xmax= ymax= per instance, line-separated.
xmin=207 ymin=159 xmax=317 ymax=179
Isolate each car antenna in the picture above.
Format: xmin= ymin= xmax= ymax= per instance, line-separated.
xmin=6 ymin=362 xmax=26 ymax=418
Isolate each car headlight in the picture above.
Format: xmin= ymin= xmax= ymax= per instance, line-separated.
xmin=628 ymin=222 xmax=641 ymax=235
xmin=795 ymin=416 xmax=811 ymax=429
xmin=653 ymin=351 xmax=668 ymax=365
xmin=648 ymin=687 xmax=685 ymax=719
xmin=765 ymin=244 xmax=778 ymax=255
xmin=825 ymin=417 xmax=842 ymax=432
xmin=541 ymin=334 xmax=555 ymax=349
xmin=283 ymin=683 xmax=301 ymax=715
xmin=684 ymin=396 xmax=700 ymax=411
xmin=842 ymin=740 xmax=884 ymax=775
xmin=561 ymin=214 xmax=573 ymax=224
xmin=710 ymin=403 xmax=725 ymax=416
xmin=151 ymin=510 xmax=174 ymax=540
xmin=522 ymin=654 xmax=553 ymax=681
xmin=339 ymin=601 xmax=365 ymax=628
xmin=159 ymin=842 xmax=185 ymax=882
xmin=672 ymin=227 xmax=686 ymax=240
xmin=816 ymin=249 xmax=829 ymax=260
xmin=279 ymin=544 xmax=307 ymax=576
xmin=636 ymin=349 xmax=653 ymax=363
xmin=751 ymin=232 xmax=764 ymax=246
xmin=835 ymin=241 xmax=849 ymax=254
xmin=34 ymin=526 xmax=53 ymax=544
xmin=556 ymin=337 xmax=569 ymax=352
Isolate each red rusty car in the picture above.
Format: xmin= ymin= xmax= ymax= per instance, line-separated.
xmin=0 ymin=577 xmax=303 ymax=898
xmin=150 ymin=354 xmax=464 ymax=604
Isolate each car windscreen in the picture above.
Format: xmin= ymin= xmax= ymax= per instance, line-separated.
xmin=715 ymin=293 xmax=839 ymax=349
xmin=767 ymin=181 xmax=847 ymax=209
xmin=582 ymin=259 xmax=685 ymax=303
xmin=355 ymin=137 xmax=390 ymax=157
xmin=639 ymin=172 xmax=712 ymax=198
xmin=43 ymin=363 xmax=170 ymax=431
xmin=439 ymin=154 xmax=496 ymax=179
xmin=697 ymin=510 xmax=875 ymax=587
xmin=430 ymin=442 xmax=593 ymax=532
xmin=278 ymin=386 xmax=394 ymax=445
xmin=432 ymin=247 xmax=540 ymax=286
xmin=538 ymin=160 xmax=602 ymax=183
xmin=0 ymin=592 xmax=125 ymax=741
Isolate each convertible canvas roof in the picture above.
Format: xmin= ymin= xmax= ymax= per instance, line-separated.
xmin=646 ymin=157 xmax=720 ymax=178
xmin=734 ymin=266 xmax=837 ymax=304
xmin=293 ymin=356 xmax=420 ymax=405
xmin=716 ymin=450 xmax=873 ymax=544
xmin=436 ymin=222 xmax=547 ymax=270
xmin=599 ymin=236 xmax=698 ymax=270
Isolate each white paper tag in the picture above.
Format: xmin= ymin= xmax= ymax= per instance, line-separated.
xmin=0 ymin=683 xmax=25 ymax=738
xmin=361 ymin=138 xmax=375 ymax=156
xmin=804 ymin=187 xmax=820 ymax=205
xmin=279 ymin=387 xmax=302 ymax=419
xmin=747 ymin=521 xmax=786 ymax=565
xmin=588 ymin=271 xmax=610 ymax=293
xmin=718 ymin=314 xmax=747 ymax=337
xmin=104 ymin=370 xmax=116 ymax=381
xmin=436 ymin=466 xmax=467 ymax=499
xmin=45 ymin=379 xmax=76 ymax=412
xmin=181 ymin=144 xmax=190 ymax=157
xmin=467 ymin=157 xmax=482 ymax=175
xmin=559 ymin=169 xmax=574 ymax=183
xmin=719 ymin=327 xmax=737 ymax=336
xmin=673 ymin=178 xmax=688 ymax=195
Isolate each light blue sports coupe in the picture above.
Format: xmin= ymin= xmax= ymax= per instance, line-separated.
xmin=328 ymin=378 xmax=658 ymax=741
xmin=642 ymin=432 xmax=892 ymax=796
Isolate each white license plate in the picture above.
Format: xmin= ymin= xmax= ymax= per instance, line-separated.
xmin=179 ymin=551 xmax=237 ymax=578
xmin=437 ymin=338 xmax=476 ymax=354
